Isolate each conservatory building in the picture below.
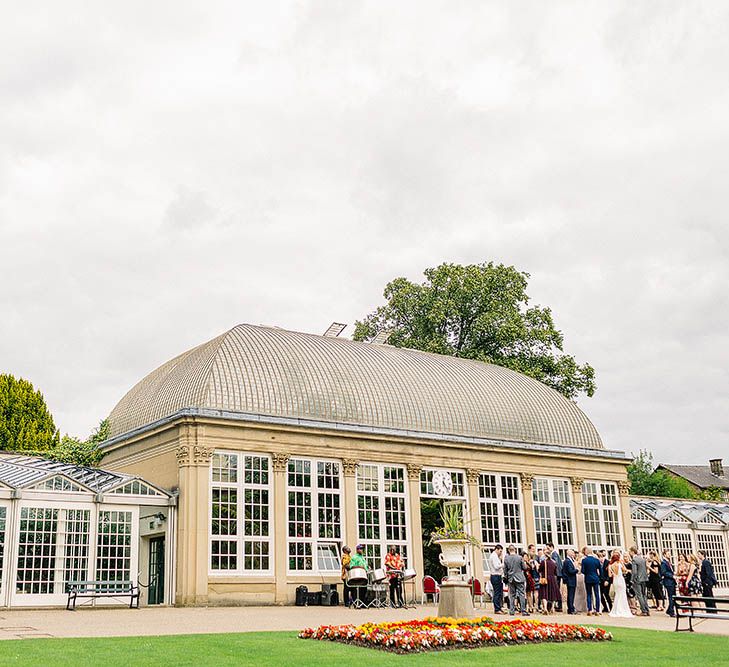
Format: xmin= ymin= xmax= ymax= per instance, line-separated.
xmin=631 ymin=497 xmax=729 ymax=595
xmin=0 ymin=453 xmax=175 ymax=608
xmin=101 ymin=323 xmax=633 ymax=606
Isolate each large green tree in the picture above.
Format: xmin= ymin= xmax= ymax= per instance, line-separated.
xmin=354 ymin=262 xmax=596 ymax=400
xmin=627 ymin=450 xmax=697 ymax=499
xmin=0 ymin=373 xmax=60 ymax=451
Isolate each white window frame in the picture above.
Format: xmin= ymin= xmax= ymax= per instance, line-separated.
xmin=581 ymin=481 xmax=623 ymax=551
xmin=9 ymin=500 xmax=138 ymax=608
xmin=355 ymin=462 xmax=409 ymax=570
xmin=286 ymin=457 xmax=343 ymax=575
xmin=660 ymin=530 xmax=694 ymax=566
xmin=478 ymin=472 xmax=523 ymax=550
xmin=209 ymin=450 xmax=273 ymax=575
xmin=532 ymin=477 xmax=575 ymax=555
xmin=696 ymin=532 xmax=729 ymax=589
xmin=0 ymin=501 xmax=10 ymax=599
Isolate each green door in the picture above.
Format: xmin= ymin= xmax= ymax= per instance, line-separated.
xmin=148 ymin=537 xmax=165 ymax=605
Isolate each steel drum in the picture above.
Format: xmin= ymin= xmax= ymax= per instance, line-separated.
xmin=347 ymin=566 xmax=368 ymax=586
xmin=401 ymin=568 xmax=416 ymax=581
xmin=370 ymin=568 xmax=388 ymax=583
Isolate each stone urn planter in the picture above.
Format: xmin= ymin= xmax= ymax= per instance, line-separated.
xmin=434 ymin=538 xmax=473 ymax=617
xmin=435 ymin=538 xmax=469 ymax=575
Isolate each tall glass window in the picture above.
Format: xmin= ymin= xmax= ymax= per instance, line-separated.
xmin=532 ymin=478 xmax=575 ymax=554
xmin=0 ymin=506 xmax=6 ymax=593
xmin=210 ymin=451 xmax=272 ymax=573
xmin=16 ymin=507 xmax=58 ymax=594
xmin=582 ymin=481 xmax=622 ymax=550
xmin=356 ymin=464 xmax=408 ymax=568
xmin=287 ymin=458 xmax=342 ymax=573
xmin=96 ymin=510 xmax=133 ymax=582
xmin=478 ymin=473 xmax=523 ymax=549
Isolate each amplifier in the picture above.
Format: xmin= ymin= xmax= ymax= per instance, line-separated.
xmin=320 ymin=589 xmax=339 ymax=606
xmin=305 ymin=591 xmax=322 ymax=606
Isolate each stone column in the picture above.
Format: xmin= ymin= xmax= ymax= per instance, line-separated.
xmin=571 ymin=477 xmax=586 ymax=550
xmin=466 ymin=468 xmax=485 ymax=583
xmin=272 ymin=453 xmax=290 ymax=604
xmin=175 ymin=426 xmax=213 ymax=606
xmin=617 ymin=480 xmax=634 ymax=549
xmin=341 ymin=459 xmax=359 ymax=555
xmin=520 ymin=473 xmax=536 ymax=546
xmin=406 ymin=463 xmax=424 ymax=602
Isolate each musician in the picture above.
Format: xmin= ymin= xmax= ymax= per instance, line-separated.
xmin=341 ymin=546 xmax=352 ymax=607
xmin=385 ymin=545 xmax=405 ymax=607
xmin=350 ymin=544 xmax=369 ymax=570
xmin=348 ymin=544 xmax=369 ymax=605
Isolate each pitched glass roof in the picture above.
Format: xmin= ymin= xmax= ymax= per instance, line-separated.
xmin=0 ymin=452 xmax=169 ymax=496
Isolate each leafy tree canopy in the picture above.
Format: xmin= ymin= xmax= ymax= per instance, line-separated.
xmin=354 ymin=262 xmax=595 ymax=400
xmin=51 ymin=418 xmax=109 ymax=467
xmin=0 ymin=373 xmax=60 ymax=451
xmin=628 ymin=450 xmax=699 ymax=499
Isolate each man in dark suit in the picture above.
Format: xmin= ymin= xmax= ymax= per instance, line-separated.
xmin=548 ymin=543 xmax=564 ymax=612
xmin=660 ymin=550 xmax=677 ymax=617
xmin=698 ymin=550 xmax=718 ymax=613
xmin=563 ymin=549 xmax=578 ymax=614
xmin=598 ymin=550 xmax=612 ymax=612
xmin=581 ymin=547 xmax=601 ymax=615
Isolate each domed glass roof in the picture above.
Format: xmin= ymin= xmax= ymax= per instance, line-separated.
xmin=108 ymin=324 xmax=603 ymax=450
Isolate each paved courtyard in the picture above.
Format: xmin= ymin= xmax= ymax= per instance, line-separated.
xmin=1 ymin=604 xmax=728 ymax=640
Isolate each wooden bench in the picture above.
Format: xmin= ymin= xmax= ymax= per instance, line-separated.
xmin=674 ymin=596 xmax=729 ymax=631
xmin=66 ymin=580 xmax=140 ymax=611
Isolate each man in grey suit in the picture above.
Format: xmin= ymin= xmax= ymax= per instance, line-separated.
xmin=503 ymin=545 xmax=530 ymax=616
xmin=630 ymin=546 xmax=650 ymax=616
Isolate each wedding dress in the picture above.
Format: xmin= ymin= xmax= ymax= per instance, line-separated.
xmin=609 ymin=567 xmax=633 ymax=618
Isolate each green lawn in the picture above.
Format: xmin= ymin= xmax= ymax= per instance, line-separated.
xmin=0 ymin=627 xmax=727 ymax=666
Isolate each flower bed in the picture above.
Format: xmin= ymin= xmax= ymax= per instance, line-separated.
xmin=298 ymin=616 xmax=612 ymax=653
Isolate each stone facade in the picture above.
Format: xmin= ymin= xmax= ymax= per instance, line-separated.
xmin=103 ymin=414 xmax=632 ymax=606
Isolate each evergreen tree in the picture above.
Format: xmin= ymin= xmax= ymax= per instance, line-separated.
xmin=0 ymin=373 xmax=60 ymax=451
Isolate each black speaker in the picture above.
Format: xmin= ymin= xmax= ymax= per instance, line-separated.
xmin=295 ymin=585 xmax=308 ymax=606
xmin=306 ymin=591 xmax=322 ymax=606
xmin=320 ymin=589 xmax=339 ymax=606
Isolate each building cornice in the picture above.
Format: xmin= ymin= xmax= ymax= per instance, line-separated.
xmin=102 ymin=407 xmax=630 ymax=463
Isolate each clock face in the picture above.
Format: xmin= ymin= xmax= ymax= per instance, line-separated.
xmin=432 ymin=470 xmax=454 ymax=497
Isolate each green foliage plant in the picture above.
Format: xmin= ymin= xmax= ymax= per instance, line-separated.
xmin=0 ymin=373 xmax=60 ymax=451
xmin=354 ymin=262 xmax=595 ymax=400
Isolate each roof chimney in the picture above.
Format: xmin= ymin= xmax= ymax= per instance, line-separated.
xmin=709 ymin=458 xmax=724 ymax=477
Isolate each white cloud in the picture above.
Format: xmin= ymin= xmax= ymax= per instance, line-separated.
xmin=1 ymin=1 xmax=728 ymax=463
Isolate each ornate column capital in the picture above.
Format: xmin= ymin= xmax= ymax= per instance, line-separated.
xmin=520 ymin=472 xmax=534 ymax=492
xmin=341 ymin=459 xmax=358 ymax=477
xmin=176 ymin=445 xmax=213 ymax=466
xmin=617 ymin=480 xmax=631 ymax=496
xmin=406 ymin=463 xmax=422 ymax=481
xmin=271 ymin=452 xmax=290 ymax=473
xmin=466 ymin=468 xmax=481 ymax=485
xmin=570 ymin=477 xmax=584 ymax=492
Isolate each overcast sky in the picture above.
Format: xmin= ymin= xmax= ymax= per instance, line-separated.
xmin=2 ymin=2 xmax=728 ymax=464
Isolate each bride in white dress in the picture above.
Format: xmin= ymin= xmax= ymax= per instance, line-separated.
xmin=609 ymin=550 xmax=633 ymax=618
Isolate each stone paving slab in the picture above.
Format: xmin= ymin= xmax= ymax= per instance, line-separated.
xmin=0 ymin=605 xmax=727 ymax=640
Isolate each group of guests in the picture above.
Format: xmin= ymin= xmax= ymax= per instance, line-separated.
xmin=488 ymin=543 xmax=719 ymax=618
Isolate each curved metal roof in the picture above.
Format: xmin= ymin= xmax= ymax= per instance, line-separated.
xmin=108 ymin=323 xmax=604 ymax=450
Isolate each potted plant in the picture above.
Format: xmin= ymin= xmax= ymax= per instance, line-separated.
xmin=430 ymin=503 xmax=481 ymax=574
